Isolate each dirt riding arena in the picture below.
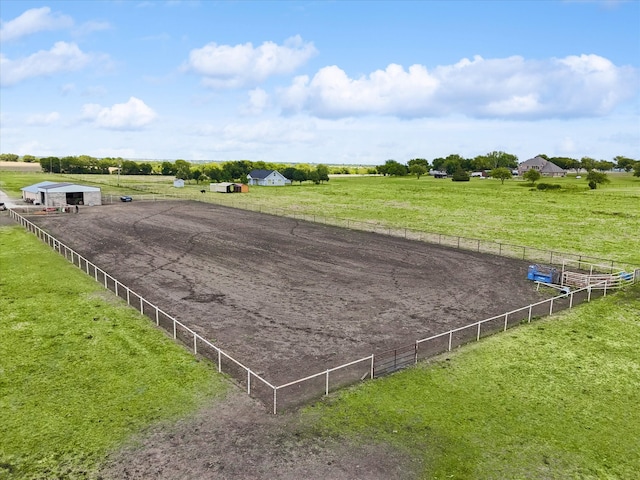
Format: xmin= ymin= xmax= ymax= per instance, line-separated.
xmin=28 ymin=201 xmax=551 ymax=390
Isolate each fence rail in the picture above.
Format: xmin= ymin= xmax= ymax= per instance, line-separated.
xmin=8 ymin=207 xmax=638 ymax=414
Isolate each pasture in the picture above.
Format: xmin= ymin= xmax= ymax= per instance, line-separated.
xmin=1 ymin=170 xmax=639 ymax=478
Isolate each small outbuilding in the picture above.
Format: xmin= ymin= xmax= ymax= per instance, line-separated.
xmin=173 ymin=179 xmax=185 ymax=188
xmin=21 ymin=182 xmax=101 ymax=207
xmin=247 ymin=169 xmax=291 ymax=186
xmin=210 ymin=182 xmax=249 ymax=193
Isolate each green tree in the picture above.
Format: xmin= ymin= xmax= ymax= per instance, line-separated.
xmin=581 ymin=157 xmax=596 ymax=172
xmin=523 ymin=169 xmax=542 ymax=184
xmin=315 ymin=164 xmax=330 ymax=183
xmin=490 ymin=167 xmax=512 ymax=184
xmin=431 ymin=157 xmax=446 ymax=171
xmin=477 ymin=151 xmax=518 ymax=169
xmin=378 ymin=159 xmax=407 ymax=176
xmin=292 ymin=168 xmax=307 ymax=184
xmin=161 ymin=161 xmax=176 ymax=176
xmin=282 ymin=167 xmax=297 ymax=180
xmin=409 ymin=164 xmax=428 ymax=179
xmin=586 ymin=170 xmax=610 ymax=189
xmin=408 ymin=158 xmax=430 ymax=170
xmin=442 ymin=154 xmax=465 ymax=175
xmin=204 ymin=165 xmax=222 ymax=182
xmin=175 ymin=160 xmax=192 ymax=181
xmin=614 ymin=156 xmax=636 ymax=172
xmin=0 ymin=153 xmax=19 ymax=162
xmin=594 ymin=160 xmax=614 ymax=171
xmin=139 ymin=163 xmax=153 ymax=175
xmin=633 ymin=162 xmax=640 ymax=177
xmin=22 ymin=154 xmax=37 ymax=163
xmin=549 ymin=157 xmax=580 ymax=171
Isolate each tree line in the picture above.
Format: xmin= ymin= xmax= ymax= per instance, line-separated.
xmin=0 ymin=153 xmax=335 ymax=184
xmin=1 ymin=152 xmax=638 ymax=180
xmin=374 ymin=152 xmax=640 ymax=178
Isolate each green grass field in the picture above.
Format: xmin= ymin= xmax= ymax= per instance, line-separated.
xmin=0 ymin=226 xmax=228 ymax=479
xmin=2 ymin=170 xmax=638 ymax=264
xmin=304 ymin=284 xmax=640 ymax=478
xmin=1 ymin=169 xmax=639 ymax=479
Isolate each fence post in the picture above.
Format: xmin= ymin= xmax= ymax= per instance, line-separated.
xmin=477 ymin=322 xmax=481 ymax=341
xmin=448 ymin=331 xmax=453 ymax=351
xmin=588 ymin=286 xmax=592 ymax=302
xmin=325 ymin=370 xmax=330 ymax=395
xmin=155 ymin=306 xmax=159 ymax=325
xmin=528 ymin=305 xmax=533 ymax=322
xmin=193 ymin=332 xmax=197 ymax=354
xmin=503 ymin=313 xmax=508 ymax=331
xmin=273 ymin=389 xmax=277 ymax=415
xmin=173 ymin=319 xmax=176 ymax=339
xmin=218 ymin=350 xmax=221 ymax=373
xmin=549 ymin=297 xmax=554 ymax=315
xmin=370 ymin=354 xmax=375 ymax=378
xmin=247 ymin=370 xmax=251 ymax=395
xmin=569 ymin=292 xmax=574 ymax=309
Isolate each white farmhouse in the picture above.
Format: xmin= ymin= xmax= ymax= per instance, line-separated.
xmin=246 ymin=169 xmax=291 ymax=186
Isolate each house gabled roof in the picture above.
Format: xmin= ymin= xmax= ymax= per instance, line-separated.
xmin=248 ymin=169 xmax=275 ymax=179
xmin=520 ymin=156 xmax=547 ymax=168
xmin=540 ymin=161 xmax=566 ymax=173
xmin=519 ymin=156 xmax=566 ymax=173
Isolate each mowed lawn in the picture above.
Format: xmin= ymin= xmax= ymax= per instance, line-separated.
xmin=304 ymin=284 xmax=640 ymax=479
xmin=1 ymin=170 xmax=639 ymax=479
xmin=0 ymin=225 xmax=228 ymax=479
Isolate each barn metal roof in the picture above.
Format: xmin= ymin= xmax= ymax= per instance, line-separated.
xmin=20 ymin=181 xmax=58 ymax=193
xmin=38 ymin=183 xmax=101 ymax=193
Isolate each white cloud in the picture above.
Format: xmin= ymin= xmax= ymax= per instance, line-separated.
xmin=73 ymin=20 xmax=111 ymax=36
xmin=59 ymin=83 xmax=76 ymax=96
xmin=81 ymin=97 xmax=158 ymax=130
xmin=240 ymin=88 xmax=270 ymax=115
xmin=26 ymin=112 xmax=61 ymax=126
xmin=0 ymin=7 xmax=73 ymax=42
xmin=184 ymin=35 xmax=317 ymax=88
xmin=0 ymin=41 xmax=93 ymax=87
xmin=278 ymin=54 xmax=639 ymax=120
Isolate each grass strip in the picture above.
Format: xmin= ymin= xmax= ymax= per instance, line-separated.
xmin=0 ymin=225 xmax=227 ymax=479
xmin=304 ymin=284 xmax=640 ymax=479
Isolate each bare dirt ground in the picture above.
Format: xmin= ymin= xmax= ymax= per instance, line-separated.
xmin=28 ymin=200 xmax=548 ymax=387
xmin=21 ymin=200 xmax=554 ymax=479
xmin=100 ymin=389 xmax=423 ymax=480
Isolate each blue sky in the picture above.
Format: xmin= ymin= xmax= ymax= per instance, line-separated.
xmin=1 ymin=0 xmax=639 ymax=165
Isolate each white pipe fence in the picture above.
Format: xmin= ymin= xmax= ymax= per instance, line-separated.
xmin=8 ymin=208 xmax=638 ymax=413
xmin=96 ymin=193 xmax=635 ymax=273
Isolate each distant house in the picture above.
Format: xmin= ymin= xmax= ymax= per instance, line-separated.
xmin=518 ymin=156 xmax=566 ymax=177
xmin=247 ymin=169 xmax=291 ymax=186
xmin=429 ymin=170 xmax=448 ymax=179
xmin=173 ymin=179 xmax=185 ymax=188
xmin=21 ymin=182 xmax=101 ymax=207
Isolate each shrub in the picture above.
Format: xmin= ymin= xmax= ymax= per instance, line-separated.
xmin=451 ymin=169 xmax=470 ymax=182
xmin=537 ymin=183 xmax=562 ymax=190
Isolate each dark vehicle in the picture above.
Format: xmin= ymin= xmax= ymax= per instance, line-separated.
xmin=120 ymin=196 xmax=133 ymax=202
xmin=0 ymin=202 xmax=6 ymax=211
